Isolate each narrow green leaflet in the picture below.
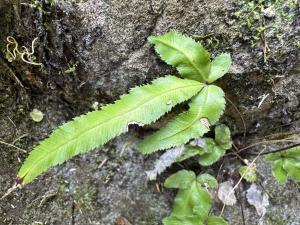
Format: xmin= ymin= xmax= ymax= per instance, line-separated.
xmin=139 ymin=85 xmax=225 ymax=154
xmin=17 ymin=76 xmax=203 ymax=185
xmin=149 ymin=31 xmax=211 ymax=82
xmin=207 ymin=53 xmax=232 ymax=83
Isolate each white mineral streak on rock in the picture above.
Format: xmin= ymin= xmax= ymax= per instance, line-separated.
xmin=146 ymin=146 xmax=185 ymax=181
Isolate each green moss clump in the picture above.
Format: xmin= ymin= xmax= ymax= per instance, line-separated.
xmin=233 ymin=0 xmax=298 ymax=61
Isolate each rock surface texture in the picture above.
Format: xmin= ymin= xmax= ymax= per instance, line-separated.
xmin=0 ymin=0 xmax=299 ymax=224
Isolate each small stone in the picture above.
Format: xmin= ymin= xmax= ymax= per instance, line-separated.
xmin=30 ymin=109 xmax=44 ymax=122
xmin=217 ymin=181 xmax=237 ymax=206
xmin=91 ymin=101 xmax=99 ymax=110
xmin=263 ymin=6 xmax=276 ymax=18
xmin=246 ymin=184 xmax=269 ymax=216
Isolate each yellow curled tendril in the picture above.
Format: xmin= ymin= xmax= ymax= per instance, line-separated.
xmin=5 ymin=36 xmax=43 ymax=67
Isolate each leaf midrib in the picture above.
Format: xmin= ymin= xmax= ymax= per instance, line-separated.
xmin=173 ymin=181 xmax=197 ymax=216
xmin=155 ymin=38 xmax=207 ymax=81
xmin=20 ymin=82 xmax=201 ymax=180
xmin=158 ymin=87 xmax=209 ymax=142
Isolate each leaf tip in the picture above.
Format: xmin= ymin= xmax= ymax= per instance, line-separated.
xmin=16 ymin=176 xmax=24 ymax=186
xmin=148 ymin=35 xmax=157 ymax=44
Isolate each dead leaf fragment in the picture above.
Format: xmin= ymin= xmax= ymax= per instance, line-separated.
xmin=145 ymin=146 xmax=184 ymax=180
xmin=115 ymin=216 xmax=132 ymax=225
xmin=217 ymin=181 xmax=237 ymax=206
xmin=246 ymin=184 xmax=269 ymax=217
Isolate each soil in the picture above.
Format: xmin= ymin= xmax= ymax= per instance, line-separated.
xmin=0 ymin=0 xmax=299 ymax=224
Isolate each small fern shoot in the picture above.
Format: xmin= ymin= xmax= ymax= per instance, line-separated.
xmin=266 ymin=146 xmax=300 ymax=183
xmin=163 ymin=170 xmax=228 ymax=225
xmin=176 ymin=124 xmax=232 ymax=166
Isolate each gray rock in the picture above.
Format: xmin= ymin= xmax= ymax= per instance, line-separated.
xmin=0 ymin=0 xmax=299 ymax=224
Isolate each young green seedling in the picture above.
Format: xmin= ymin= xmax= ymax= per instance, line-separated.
xmin=163 ymin=170 xmax=228 ymax=225
xmin=266 ymin=146 xmax=300 ymax=183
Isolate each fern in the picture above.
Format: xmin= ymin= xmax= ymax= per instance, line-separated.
xmin=163 ymin=170 xmax=228 ymax=225
xmin=266 ymin=146 xmax=300 ymax=183
xmin=17 ymin=76 xmax=203 ymax=184
xmin=139 ymin=85 xmax=225 ymax=154
xmin=16 ymin=31 xmax=234 ymax=224
xmin=149 ymin=32 xmax=211 ymax=82
xmin=176 ymin=124 xmax=232 ymax=166
xmin=207 ymin=53 xmax=232 ymax=83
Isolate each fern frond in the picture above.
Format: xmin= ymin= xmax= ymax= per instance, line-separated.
xmin=207 ymin=53 xmax=232 ymax=83
xmin=149 ymin=32 xmax=211 ymax=82
xmin=266 ymin=146 xmax=300 ymax=183
xmin=139 ymin=85 xmax=225 ymax=154
xmin=163 ymin=170 xmax=213 ymax=223
xmin=17 ymin=76 xmax=203 ymax=185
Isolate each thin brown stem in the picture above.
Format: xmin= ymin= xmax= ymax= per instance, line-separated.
xmin=236 ymin=139 xmax=299 ymax=154
xmin=0 ymin=139 xmax=27 ymax=153
xmin=255 ymin=143 xmax=300 ymax=156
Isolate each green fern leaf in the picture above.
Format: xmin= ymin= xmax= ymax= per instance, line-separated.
xmin=139 ymin=85 xmax=225 ymax=154
xmin=17 ymin=76 xmax=203 ymax=185
xmin=214 ymin=124 xmax=232 ymax=149
xmin=207 ymin=53 xmax=232 ymax=83
xmin=284 ymin=146 xmax=300 ymax=158
xmin=172 ymin=180 xmax=212 ymax=220
xmin=149 ymin=31 xmax=211 ymax=82
xmin=164 ymin=170 xmax=196 ymax=189
xmin=176 ymin=125 xmax=231 ymax=166
xmin=164 ymin=170 xmax=214 ymax=223
xmin=175 ymin=145 xmax=206 ymax=162
xmin=164 ymin=170 xmax=227 ymax=225
xmin=282 ymin=159 xmax=300 ymax=182
xmin=272 ymin=160 xmax=288 ymax=183
xmin=198 ymin=125 xmax=232 ymax=166
xmin=196 ymin=174 xmax=218 ymax=188
xmin=266 ymin=146 xmax=300 ymax=183
xmin=197 ymin=139 xmax=226 ymax=166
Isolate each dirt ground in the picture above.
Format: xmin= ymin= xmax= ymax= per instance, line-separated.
xmin=0 ymin=0 xmax=299 ymax=224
